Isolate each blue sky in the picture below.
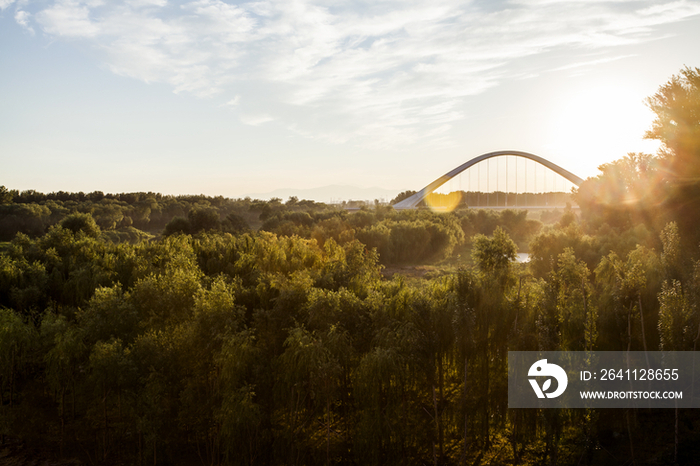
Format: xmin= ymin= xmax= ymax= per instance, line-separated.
xmin=2 ymin=0 xmax=700 ymax=199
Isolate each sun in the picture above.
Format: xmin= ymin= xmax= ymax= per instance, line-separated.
xmin=546 ymin=84 xmax=660 ymax=177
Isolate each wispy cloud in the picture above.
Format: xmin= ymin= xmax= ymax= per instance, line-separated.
xmin=14 ymin=9 xmax=33 ymax=34
xmin=15 ymin=0 xmax=700 ymax=149
xmin=224 ymin=95 xmax=241 ymax=107
xmin=240 ymin=114 xmax=275 ymax=126
xmin=0 ymin=0 xmax=16 ymax=11
xmin=553 ymin=54 xmax=638 ymax=72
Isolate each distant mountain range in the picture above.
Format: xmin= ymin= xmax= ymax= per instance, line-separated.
xmin=243 ymin=185 xmax=402 ymax=204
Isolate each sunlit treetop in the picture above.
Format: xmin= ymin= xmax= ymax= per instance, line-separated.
xmin=645 ymin=66 xmax=700 ymax=181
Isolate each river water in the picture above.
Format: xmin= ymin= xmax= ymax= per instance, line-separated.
xmin=515 ymin=253 xmax=530 ymax=263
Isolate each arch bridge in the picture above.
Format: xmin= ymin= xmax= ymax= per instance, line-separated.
xmin=392 ymin=150 xmax=584 ymax=210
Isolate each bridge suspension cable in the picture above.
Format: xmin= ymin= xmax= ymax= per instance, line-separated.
xmin=394 ymin=150 xmax=583 ymax=210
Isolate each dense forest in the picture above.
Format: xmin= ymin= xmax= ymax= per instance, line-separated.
xmin=2 ymin=67 xmax=700 ymax=465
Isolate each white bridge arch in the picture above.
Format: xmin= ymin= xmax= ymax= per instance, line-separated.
xmin=392 ymin=150 xmax=584 ymax=210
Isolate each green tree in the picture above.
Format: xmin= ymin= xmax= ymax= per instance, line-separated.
xmin=471 ymin=226 xmax=517 ymax=279
xmin=188 ymin=207 xmax=221 ymax=233
xmin=60 ymin=212 xmax=101 ymax=237
xmin=468 ymin=227 xmax=518 ymax=450
xmin=0 ymin=308 xmax=35 ymax=408
xmin=217 ymin=330 xmax=261 ymax=465
xmin=163 ymin=216 xmax=190 ymax=236
xmin=88 ymin=339 xmax=134 ymax=461
xmin=660 ymin=221 xmax=683 ymax=282
xmin=78 ymin=285 xmax=139 ymax=344
xmin=0 ymin=186 xmax=14 ymax=205
xmin=278 ymin=324 xmax=343 ymax=464
xmin=553 ymin=248 xmax=596 ymax=351
xmin=390 ymin=190 xmax=417 ymax=205
xmin=41 ymin=312 xmax=87 ymax=450
xmin=222 ymin=212 xmax=250 ymax=234
xmin=658 ymin=222 xmax=691 ymax=350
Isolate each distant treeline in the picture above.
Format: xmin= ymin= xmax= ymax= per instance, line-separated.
xmin=430 ymin=190 xmax=572 ymax=207
xmin=0 ymin=186 xmax=327 ymax=242
xmin=1 ymin=186 xmax=554 ymax=265
xmin=391 ymin=189 xmax=574 ymax=208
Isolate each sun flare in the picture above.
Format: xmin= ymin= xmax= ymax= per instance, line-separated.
xmin=547 ymin=84 xmax=660 ymax=176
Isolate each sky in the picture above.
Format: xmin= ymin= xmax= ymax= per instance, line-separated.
xmin=2 ymin=0 xmax=700 ymax=201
